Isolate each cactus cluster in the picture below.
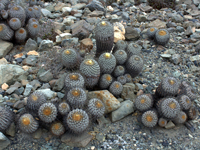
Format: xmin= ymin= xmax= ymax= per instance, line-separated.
xmin=135 ymin=76 xmax=198 ymax=128
xmin=0 ymin=0 xmax=41 ymax=43
xmin=147 ymin=27 xmax=170 ymax=46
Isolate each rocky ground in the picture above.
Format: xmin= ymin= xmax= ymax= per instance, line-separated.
xmin=0 ymin=0 xmax=200 ymax=149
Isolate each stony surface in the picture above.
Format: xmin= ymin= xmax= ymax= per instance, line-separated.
xmin=0 ymin=0 xmax=200 ymax=149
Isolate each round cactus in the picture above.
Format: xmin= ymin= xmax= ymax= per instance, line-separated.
xmin=15 ymin=28 xmax=27 ymax=43
xmin=141 ymin=110 xmax=158 ymax=128
xmin=98 ymin=53 xmax=116 ymax=74
xmin=146 ymin=27 xmax=158 ymax=39
xmin=58 ymin=102 xmax=70 ymax=116
xmin=154 ymin=29 xmax=170 ymax=46
xmin=9 ymin=18 xmax=21 ymax=30
xmin=115 ymin=40 xmax=127 ymax=50
xmin=66 ymin=109 xmax=89 ymax=134
xmin=135 ymin=94 xmax=154 ymax=112
xmin=27 ymin=22 xmax=40 ymax=38
xmin=99 ymin=74 xmax=113 ymax=89
xmin=0 ymin=106 xmax=14 ymax=131
xmin=114 ymin=50 xmax=127 ymax=65
xmin=0 ymin=24 xmax=14 ymax=41
xmin=65 ymin=72 xmax=85 ymax=90
xmin=18 ymin=113 xmax=39 ymax=133
xmin=109 ymin=81 xmax=123 ymax=97
xmin=126 ymin=43 xmax=142 ymax=57
xmin=80 ymin=59 xmax=100 ymax=88
xmin=9 ymin=5 xmax=26 ymax=26
xmin=50 ymin=122 xmax=65 ymax=136
xmin=113 ymin=65 xmax=125 ymax=77
xmin=62 ymin=49 xmax=79 ymax=69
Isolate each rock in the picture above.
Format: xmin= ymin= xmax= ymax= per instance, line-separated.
xmin=171 ymin=54 xmax=181 ymax=65
xmin=38 ymin=40 xmax=53 ymax=51
xmin=176 ymin=26 xmax=184 ymax=32
xmin=195 ymin=43 xmax=200 ymax=53
xmin=88 ymin=10 xmax=104 ymax=17
xmin=52 ymin=73 xmax=67 ymax=91
xmin=61 ymin=38 xmax=79 ymax=47
xmin=1 ymin=83 xmax=9 ymax=90
xmin=137 ymin=15 xmax=147 ymax=22
xmin=135 ymin=83 xmax=143 ymax=90
xmin=80 ymin=38 xmax=93 ymax=51
xmin=32 ymin=128 xmax=43 ymax=139
xmin=71 ymin=20 xmax=94 ymax=40
xmin=62 ymin=18 xmax=74 ymax=26
xmin=172 ymin=14 xmax=184 ymax=23
xmin=6 ymin=82 xmax=21 ymax=94
xmin=122 ymin=12 xmax=129 ymax=20
xmin=70 ymin=0 xmax=78 ymax=5
xmin=148 ymin=19 xmax=166 ymax=29
xmin=23 ymin=84 xmax=33 ymax=96
xmin=6 ymin=122 xmax=15 ymax=137
xmin=0 ymin=58 xmax=8 ymax=65
xmin=185 ymin=26 xmax=194 ymax=36
xmin=160 ymin=54 xmax=171 ymax=58
xmin=96 ymin=133 xmax=105 ymax=142
xmin=29 ymin=80 xmax=41 ymax=90
xmin=190 ymin=55 xmax=200 ymax=61
xmin=121 ymin=83 xmax=136 ymax=100
xmin=53 ymin=22 xmax=66 ymax=32
xmin=165 ymin=121 xmax=175 ymax=129
xmin=24 ymin=38 xmax=38 ymax=51
xmin=87 ymin=90 xmax=120 ymax=114
xmin=41 ymin=8 xmax=52 ymax=17
xmin=62 ymin=7 xmax=72 ymax=13
xmin=37 ymin=89 xmax=57 ymax=99
xmin=54 ymin=2 xmax=68 ymax=11
xmin=38 ymin=70 xmax=53 ymax=83
xmin=0 ymin=132 xmax=10 ymax=150
xmin=13 ymin=100 xmax=25 ymax=109
xmin=74 ymin=13 xmax=82 ymax=18
xmin=0 ymin=64 xmax=27 ymax=85
xmin=61 ymin=132 xmax=93 ymax=148
xmin=111 ymin=100 xmax=135 ymax=122
xmin=139 ymin=4 xmax=153 ymax=12
xmin=190 ymin=10 xmax=200 ymax=17
xmin=0 ymin=40 xmax=13 ymax=58
xmin=125 ymin=27 xmax=140 ymax=41
xmin=22 ymin=55 xmax=38 ymax=66
xmin=86 ymin=0 xmax=105 ymax=12
xmin=56 ymin=33 xmax=72 ymax=43
xmin=113 ymin=22 xmax=125 ymax=43
xmin=97 ymin=116 xmax=111 ymax=126
xmin=71 ymin=3 xmax=86 ymax=9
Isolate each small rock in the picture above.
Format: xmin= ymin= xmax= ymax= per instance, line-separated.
xmin=71 ymin=3 xmax=86 ymax=10
xmin=62 ymin=7 xmax=72 ymax=13
xmin=80 ymin=38 xmax=93 ymax=51
xmin=38 ymin=40 xmax=53 ymax=51
xmin=41 ymin=8 xmax=52 ymax=17
xmin=0 ymin=40 xmax=13 ymax=59
xmin=160 ymin=54 xmax=171 ymax=58
xmin=0 ymin=132 xmax=10 ymax=150
xmin=86 ymin=0 xmax=105 ymax=12
xmin=185 ymin=26 xmax=194 ymax=36
xmin=1 ymin=83 xmax=9 ymax=91
xmin=38 ymin=70 xmax=53 ymax=83
xmin=32 ymin=128 xmax=43 ymax=139
xmin=114 ymin=22 xmax=125 ymax=43
xmin=171 ymin=54 xmax=181 ymax=65
xmin=54 ymin=22 xmax=66 ymax=31
xmin=148 ymin=19 xmax=166 ymax=29
xmin=23 ymin=84 xmax=33 ymax=96
xmin=135 ymin=83 xmax=143 ymax=91
xmin=29 ymin=80 xmax=41 ymax=90
xmin=137 ymin=15 xmax=147 ymax=22
xmin=190 ymin=55 xmax=200 ymax=61
xmin=165 ymin=121 xmax=175 ymax=129
xmin=13 ymin=100 xmax=25 ymax=109
xmin=6 ymin=82 xmax=21 ymax=94
xmin=71 ymin=20 xmax=94 ymax=40
xmin=56 ymin=33 xmax=72 ymax=43
xmin=6 ymin=122 xmax=15 ymax=137
xmin=111 ymin=100 xmax=135 ymax=122
xmin=125 ymin=27 xmax=140 ymax=41
xmin=0 ymin=58 xmax=8 ymax=65
xmin=96 ymin=133 xmax=105 ymax=142
xmin=88 ymin=10 xmax=104 ymax=17
xmin=24 ymin=38 xmax=38 ymax=51
xmin=139 ymin=4 xmax=153 ymax=12
xmin=37 ymin=89 xmax=57 ymax=99
xmin=87 ymin=90 xmax=120 ymax=114
xmin=172 ymin=14 xmax=184 ymax=23
xmin=22 ymin=55 xmax=38 ymax=66
xmin=61 ymin=132 xmax=93 ymax=148
xmin=121 ymin=83 xmax=136 ymax=100
xmin=54 ymin=2 xmax=68 ymax=11
xmin=52 ymin=73 xmax=67 ymax=91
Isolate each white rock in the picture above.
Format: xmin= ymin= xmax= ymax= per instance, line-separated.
xmin=41 ymin=9 xmax=51 ymax=17
xmin=62 ymin=7 xmax=72 ymax=13
xmin=37 ymin=89 xmax=57 ymax=99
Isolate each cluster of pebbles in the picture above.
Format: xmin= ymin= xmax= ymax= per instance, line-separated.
xmin=0 ymin=0 xmax=200 ymax=149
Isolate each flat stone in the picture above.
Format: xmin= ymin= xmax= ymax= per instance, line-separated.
xmin=0 ymin=64 xmax=27 ymax=85
xmin=71 ymin=3 xmax=86 ymax=10
xmin=37 ymin=89 xmax=57 ymax=99
xmin=88 ymin=10 xmax=104 ymax=17
xmin=139 ymin=4 xmax=153 ymax=12
xmin=22 ymin=55 xmax=38 ymax=66
xmin=54 ymin=2 xmax=68 ymax=11
xmin=0 ymin=40 xmax=13 ymax=59
xmin=38 ymin=70 xmax=53 ymax=83
xmin=111 ymin=100 xmax=135 ymax=122
xmin=87 ymin=90 xmax=120 ymax=114
xmin=24 ymin=38 xmax=38 ymax=51
xmin=190 ymin=55 xmax=200 ymax=61
xmin=165 ymin=121 xmax=175 ymax=129
xmin=121 ymin=83 xmax=136 ymax=100
xmin=80 ymin=38 xmax=93 ymax=51
xmin=23 ymin=84 xmax=33 ymax=96
xmin=125 ymin=27 xmax=140 ymax=41
xmin=6 ymin=82 xmax=21 ymax=94
xmin=61 ymin=132 xmax=93 ymax=148
xmin=71 ymin=20 xmax=94 ymax=40
xmin=160 ymin=54 xmax=171 ymax=58
xmin=38 ymin=40 xmax=53 ymax=51
xmin=6 ymin=122 xmax=15 ymax=137
xmin=0 ymin=132 xmax=11 ymax=150
xmin=148 ymin=19 xmax=166 ymax=29
xmin=41 ymin=8 xmax=51 ymax=17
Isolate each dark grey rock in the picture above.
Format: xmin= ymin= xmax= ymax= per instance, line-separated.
xmin=86 ymin=0 xmax=105 ymax=12
xmin=52 ymin=73 xmax=67 ymax=91
xmin=6 ymin=82 xmax=21 ymax=94
xmin=29 ymin=80 xmax=41 ymax=90
xmin=61 ymin=38 xmax=79 ymax=47
xmin=176 ymin=26 xmax=185 ymax=32
xmin=121 ymin=83 xmax=136 ymax=100
xmin=137 ymin=15 xmax=147 ymax=22
xmin=185 ymin=26 xmax=194 ymax=36
xmin=22 ymin=55 xmax=38 ymax=66
xmin=15 ymin=87 xmax=24 ymax=95
xmin=125 ymin=27 xmax=140 ymax=41
xmin=0 ymin=64 xmax=27 ymax=85
xmin=6 ymin=123 xmax=15 ymax=137
xmin=0 ymin=40 xmax=13 ymax=59
xmin=61 ymin=132 xmax=93 ymax=147
xmin=24 ymin=38 xmax=38 ymax=51
xmin=171 ymin=14 xmax=184 ymax=23
xmin=38 ymin=40 xmax=53 ymax=51
xmin=171 ymin=54 xmax=181 ymax=65
xmin=38 ymin=70 xmax=53 ymax=82
xmin=122 ymin=12 xmax=130 ymax=20
xmin=111 ymin=100 xmax=135 ymax=122
xmin=23 ymin=84 xmax=33 ymax=96
xmin=0 ymin=132 xmax=11 ymax=150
